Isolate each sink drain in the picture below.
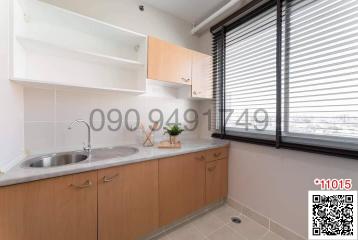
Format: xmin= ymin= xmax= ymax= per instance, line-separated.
xmin=231 ymin=217 xmax=242 ymax=224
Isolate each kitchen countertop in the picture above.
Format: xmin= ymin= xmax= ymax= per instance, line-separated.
xmin=0 ymin=138 xmax=229 ymax=187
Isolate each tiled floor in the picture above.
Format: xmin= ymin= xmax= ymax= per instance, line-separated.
xmin=154 ymin=205 xmax=284 ymax=240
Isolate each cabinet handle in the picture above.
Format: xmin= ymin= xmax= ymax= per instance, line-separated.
xmin=70 ymin=180 xmax=92 ymax=189
xmin=181 ymin=77 xmax=190 ymax=82
xmin=196 ymin=155 xmax=205 ymax=161
xmin=214 ymin=152 xmax=222 ymax=158
xmin=193 ymin=91 xmax=197 ymax=95
xmin=103 ymin=173 xmax=119 ymax=183
xmin=207 ymin=166 xmax=217 ymax=172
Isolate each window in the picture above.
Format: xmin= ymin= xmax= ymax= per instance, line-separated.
xmin=225 ymin=4 xmax=277 ymax=140
xmin=212 ymin=0 xmax=358 ymax=158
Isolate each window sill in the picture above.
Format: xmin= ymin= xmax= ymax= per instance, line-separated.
xmin=212 ymin=133 xmax=358 ymax=160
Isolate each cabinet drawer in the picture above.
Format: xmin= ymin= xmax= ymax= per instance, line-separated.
xmin=191 ymin=147 xmax=228 ymax=163
xmin=205 ymin=147 xmax=228 ymax=162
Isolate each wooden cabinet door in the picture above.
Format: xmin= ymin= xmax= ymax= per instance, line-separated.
xmin=98 ymin=161 xmax=159 ymax=240
xmin=159 ymin=153 xmax=206 ymax=226
xmin=148 ymin=36 xmax=192 ymax=85
xmin=191 ymin=51 xmax=213 ymax=99
xmin=206 ymin=159 xmax=228 ymax=205
xmin=0 ymin=171 xmax=98 ymax=240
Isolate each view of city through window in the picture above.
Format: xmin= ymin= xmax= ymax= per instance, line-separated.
xmin=224 ymin=0 xmax=358 ymax=142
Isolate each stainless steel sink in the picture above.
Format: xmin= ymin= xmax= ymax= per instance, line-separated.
xmin=91 ymin=146 xmax=139 ymax=160
xmin=23 ymin=146 xmax=139 ymax=168
xmin=24 ymin=151 xmax=89 ymax=168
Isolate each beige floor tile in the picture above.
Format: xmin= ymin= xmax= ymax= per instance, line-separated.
xmin=262 ymin=231 xmax=284 ymax=240
xmin=167 ymin=224 xmax=206 ymax=240
xmin=191 ymin=213 xmax=226 ymax=236
xmin=229 ymin=215 xmax=268 ymax=240
xmin=208 ymin=226 xmax=247 ymax=240
xmin=212 ymin=205 xmax=241 ymax=223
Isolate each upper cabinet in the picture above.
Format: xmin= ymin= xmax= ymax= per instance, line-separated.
xmin=191 ymin=51 xmax=213 ymax=99
xmin=148 ymin=36 xmax=192 ymax=85
xmin=148 ymin=37 xmax=213 ymax=99
xmin=10 ymin=0 xmax=147 ymax=94
xmin=10 ymin=0 xmax=212 ymax=98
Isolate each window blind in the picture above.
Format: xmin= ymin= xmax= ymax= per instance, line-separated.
xmin=212 ymin=29 xmax=225 ymax=134
xmin=224 ymin=2 xmax=277 ymax=140
xmin=282 ymin=0 xmax=358 ymax=151
xmin=212 ymin=0 xmax=358 ymax=158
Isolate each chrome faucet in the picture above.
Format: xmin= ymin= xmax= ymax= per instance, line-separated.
xmin=68 ymin=119 xmax=92 ymax=152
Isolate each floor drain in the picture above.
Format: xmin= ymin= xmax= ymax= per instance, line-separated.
xmin=231 ymin=217 xmax=242 ymax=224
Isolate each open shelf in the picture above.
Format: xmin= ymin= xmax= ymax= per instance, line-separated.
xmin=11 ymin=0 xmax=148 ymax=93
xmin=11 ymin=77 xmax=145 ymax=94
xmin=16 ymin=36 xmax=145 ymax=69
xmin=17 ymin=0 xmax=146 ymax=45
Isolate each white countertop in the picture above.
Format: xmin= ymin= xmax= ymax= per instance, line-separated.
xmin=0 ymin=139 xmax=229 ymax=187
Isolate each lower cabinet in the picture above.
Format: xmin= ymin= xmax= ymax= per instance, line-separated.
xmin=0 ymin=147 xmax=228 ymax=240
xmin=159 ymin=153 xmax=206 ymax=226
xmin=0 ymin=171 xmax=98 ymax=240
xmin=97 ymin=160 xmax=159 ymax=240
xmin=206 ymin=159 xmax=228 ymax=205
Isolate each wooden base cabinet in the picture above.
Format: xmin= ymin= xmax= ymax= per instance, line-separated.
xmin=98 ymin=161 xmax=159 ymax=240
xmin=159 ymin=153 xmax=206 ymax=226
xmin=206 ymin=159 xmax=228 ymax=205
xmin=0 ymin=171 xmax=98 ymax=240
xmin=0 ymin=147 xmax=228 ymax=240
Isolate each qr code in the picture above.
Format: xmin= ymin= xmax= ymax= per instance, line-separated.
xmin=309 ymin=191 xmax=357 ymax=240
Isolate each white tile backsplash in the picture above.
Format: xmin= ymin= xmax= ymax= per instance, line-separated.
xmin=24 ymin=122 xmax=55 ymax=154
xmin=24 ymin=86 xmax=203 ymax=154
xmin=24 ymin=88 xmax=55 ymax=122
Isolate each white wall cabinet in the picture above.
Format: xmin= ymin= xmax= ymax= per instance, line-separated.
xmin=10 ymin=0 xmax=147 ymax=94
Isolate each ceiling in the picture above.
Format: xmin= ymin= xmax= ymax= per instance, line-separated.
xmin=141 ymin=0 xmax=231 ymax=25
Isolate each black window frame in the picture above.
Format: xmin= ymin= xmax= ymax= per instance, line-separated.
xmin=211 ymin=0 xmax=358 ymax=160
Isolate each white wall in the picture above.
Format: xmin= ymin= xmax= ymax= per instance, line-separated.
xmin=198 ymin=30 xmax=212 ymax=55
xmin=42 ymin=0 xmax=200 ymax=50
xmin=23 ymin=0 xmax=205 ymax=155
xmin=0 ymin=0 xmax=24 ymax=172
xmin=228 ymin=141 xmax=358 ymax=238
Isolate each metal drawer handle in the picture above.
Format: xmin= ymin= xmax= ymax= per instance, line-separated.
xmin=214 ymin=152 xmax=222 ymax=158
xmin=70 ymin=180 xmax=92 ymax=189
xmin=196 ymin=155 xmax=205 ymax=161
xmin=208 ymin=166 xmax=217 ymax=172
xmin=181 ymin=77 xmax=190 ymax=82
xmin=103 ymin=173 xmax=119 ymax=183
